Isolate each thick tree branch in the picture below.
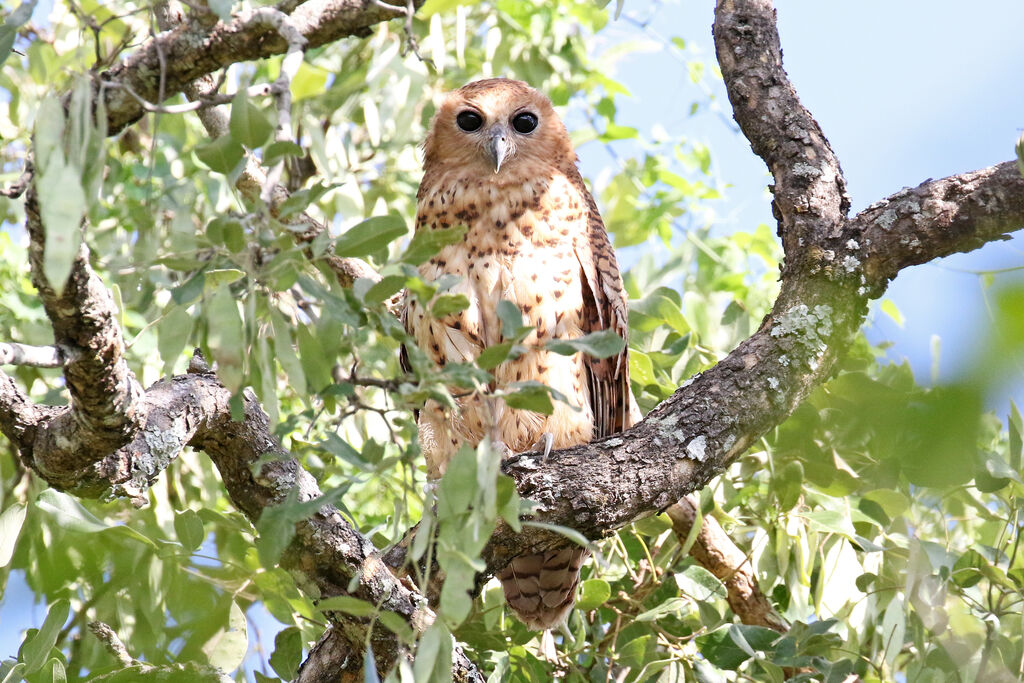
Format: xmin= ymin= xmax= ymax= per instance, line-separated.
xmin=667 ymin=495 xmax=787 ymax=633
xmin=101 ymin=0 xmax=423 ymax=135
xmin=857 ymin=161 xmax=1024 ymax=289
xmin=22 ymin=188 xmax=146 ymax=489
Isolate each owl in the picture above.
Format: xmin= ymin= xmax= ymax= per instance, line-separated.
xmin=403 ymin=78 xmax=634 ymax=630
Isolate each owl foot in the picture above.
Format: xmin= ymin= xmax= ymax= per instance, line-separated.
xmin=531 ymin=432 xmax=554 ymax=460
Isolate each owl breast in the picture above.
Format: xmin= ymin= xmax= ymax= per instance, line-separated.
xmin=407 ymin=170 xmax=594 ymax=477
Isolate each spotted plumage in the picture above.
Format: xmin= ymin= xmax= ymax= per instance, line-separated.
xmin=403 ymin=78 xmax=633 ymax=630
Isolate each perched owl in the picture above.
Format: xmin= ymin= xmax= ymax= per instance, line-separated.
xmin=403 ymin=78 xmax=634 ymax=630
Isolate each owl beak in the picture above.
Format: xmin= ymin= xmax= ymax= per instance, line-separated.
xmin=486 ymin=126 xmax=510 ymax=174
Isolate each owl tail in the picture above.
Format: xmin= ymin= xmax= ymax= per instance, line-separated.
xmin=496 ymin=546 xmax=588 ymax=630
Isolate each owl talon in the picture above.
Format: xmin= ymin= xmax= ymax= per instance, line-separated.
xmin=532 ymin=432 xmax=554 ymax=460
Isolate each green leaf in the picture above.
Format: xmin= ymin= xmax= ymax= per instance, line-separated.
xmin=296 ymin=324 xmax=333 ymax=392
xmin=635 ymin=597 xmax=693 ymax=622
xmin=263 ymin=140 xmax=305 ymax=166
xmin=412 ymin=622 xmax=452 ymax=683
xmin=496 ymin=300 xmax=524 ymax=339
xmin=431 ymin=294 xmax=470 ymax=318
xmin=1 ymin=663 xmax=25 ymax=683
xmin=675 ymin=565 xmax=728 ymax=602
xmin=269 ymin=627 xmax=302 ymax=680
xmin=801 ymin=509 xmax=856 ymax=539
xmin=46 ymin=658 xmax=66 ymax=683
xmin=22 ymin=598 xmax=69 ymax=674
xmin=255 ymin=487 xmax=345 ymax=567
xmin=38 ymin=162 xmax=86 ymax=295
xmin=476 ymin=342 xmax=516 ymax=370
xmin=174 ymin=509 xmax=205 ymax=552
xmin=546 ymin=330 xmax=626 ymax=359
xmin=195 ymin=135 xmax=245 ymax=174
xmin=317 ymin=595 xmax=377 ymax=617
xmin=576 ymin=578 xmax=611 ymax=611
xmin=0 ymin=0 xmax=36 ymax=69
xmin=206 ymin=285 xmax=246 ymax=392
xmin=0 ymin=503 xmax=27 ymax=567
xmin=36 ymin=490 xmax=158 ymax=548
xmin=230 ymin=91 xmax=274 ymax=148
xmin=501 ymin=380 xmax=555 ymax=414
xmin=203 ymin=599 xmax=248 ymax=672
xmin=335 ymin=215 xmax=408 ymax=258
xmin=400 ymin=225 xmax=468 ymax=266
xmin=36 ymin=489 xmax=110 ymax=534
xmin=881 ymin=595 xmax=906 ymax=671
xmin=202 ymin=269 xmax=246 ymax=292
xmin=157 ymin=304 xmax=193 ymax=370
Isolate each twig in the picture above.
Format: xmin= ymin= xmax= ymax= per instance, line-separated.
xmin=0 ymin=167 xmax=33 ymax=199
xmin=0 ymin=342 xmax=65 ymax=368
xmin=87 ymin=622 xmax=134 ymax=667
xmin=372 ymin=0 xmax=430 ymax=65
xmin=104 ymin=79 xmax=275 ymax=115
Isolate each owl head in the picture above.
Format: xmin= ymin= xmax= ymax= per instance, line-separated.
xmin=422 ymin=78 xmax=576 ymax=176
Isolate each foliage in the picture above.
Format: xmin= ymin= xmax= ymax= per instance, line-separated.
xmin=1 ymin=1 xmax=1022 ymax=682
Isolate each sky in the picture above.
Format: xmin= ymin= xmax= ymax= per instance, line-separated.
xmin=3 ymin=0 xmax=1024 ymax=673
xmin=586 ymin=0 xmax=1024 ymax=413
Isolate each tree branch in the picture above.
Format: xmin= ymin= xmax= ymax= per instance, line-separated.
xmin=101 ymin=0 xmax=423 ymax=135
xmin=667 ymin=494 xmax=787 ymax=633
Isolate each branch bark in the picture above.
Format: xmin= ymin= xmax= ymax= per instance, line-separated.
xmin=100 ymin=0 xmax=423 ymax=135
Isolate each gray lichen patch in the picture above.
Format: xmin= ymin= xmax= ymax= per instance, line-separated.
xmin=685 ymin=435 xmax=708 ymax=462
xmin=771 ymin=303 xmax=833 ymax=348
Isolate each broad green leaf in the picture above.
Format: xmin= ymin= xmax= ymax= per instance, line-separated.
xmin=36 ymin=489 xmax=109 ymax=534
xmin=203 ymin=600 xmax=248 ymax=672
xmin=296 ymin=324 xmax=332 ymax=392
xmin=0 ymin=0 xmax=36 ymax=70
xmin=22 ymin=598 xmax=69 ymax=673
xmin=501 ymin=380 xmax=555 ymax=414
xmin=635 ymin=597 xmax=693 ymax=622
xmin=206 ymin=285 xmax=246 ymax=392
xmin=412 ymin=622 xmax=452 ymax=683
xmin=335 ymin=215 xmax=408 ymax=258
xmin=675 ymin=565 xmax=728 ymax=602
xmin=546 ymin=330 xmax=626 ymax=359
xmin=174 ymin=509 xmax=205 ymax=553
xmin=195 ymin=135 xmax=245 ymax=174
xmin=476 ymin=342 xmax=516 ymax=370
xmin=1 ymin=663 xmax=25 ymax=683
xmin=269 ymin=627 xmax=302 ymax=680
xmin=801 ymin=509 xmax=856 ymax=539
xmin=400 ymin=225 xmax=468 ymax=266
xmin=431 ymin=293 xmax=470 ymax=318
xmin=36 ymin=490 xmax=158 ymax=548
xmin=202 ymin=269 xmax=246 ymax=292
xmin=881 ymin=596 xmax=906 ymax=671
xmin=38 ymin=162 xmax=86 ymax=295
xmin=0 ymin=503 xmax=26 ymax=567
xmin=156 ymin=304 xmax=193 ymax=370
xmin=262 ymin=140 xmax=305 ymax=166
xmin=576 ymin=578 xmax=611 ymax=611
xmin=230 ymin=91 xmax=274 ymax=148
xmin=317 ymin=596 xmax=376 ymax=616
xmin=46 ymin=658 xmax=66 ymax=683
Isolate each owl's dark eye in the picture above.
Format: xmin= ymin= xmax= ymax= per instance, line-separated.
xmin=456 ymin=110 xmax=483 ymax=132
xmin=512 ymin=112 xmax=538 ymax=134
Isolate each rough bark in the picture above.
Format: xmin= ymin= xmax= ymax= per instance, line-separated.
xmin=667 ymin=494 xmax=787 ymax=633
xmin=100 ymin=0 xmax=422 ymax=135
xmin=2 ymin=0 xmax=1023 ymax=679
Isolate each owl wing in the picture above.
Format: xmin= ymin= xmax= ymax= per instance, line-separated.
xmin=573 ymin=182 xmax=633 ymax=437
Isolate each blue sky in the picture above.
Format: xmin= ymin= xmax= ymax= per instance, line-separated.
xmin=588 ymin=0 xmax=1024 ymax=412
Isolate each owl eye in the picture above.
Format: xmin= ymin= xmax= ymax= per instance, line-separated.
xmin=512 ymin=112 xmax=538 ymax=134
xmin=456 ymin=110 xmax=483 ymax=132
